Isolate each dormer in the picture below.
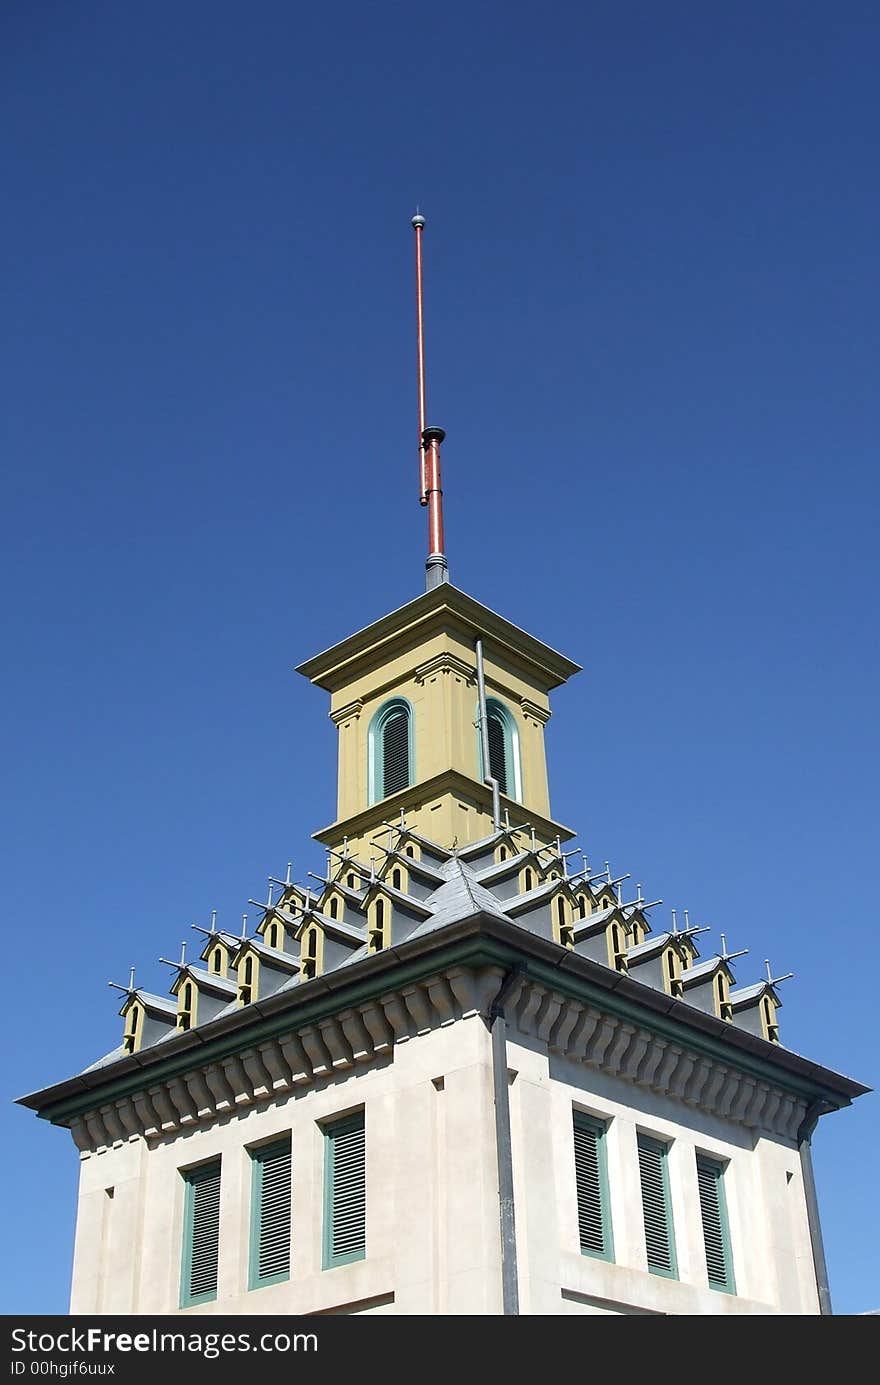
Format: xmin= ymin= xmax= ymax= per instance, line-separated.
xmin=505 ymin=877 xmax=578 ymax=947
xmin=295 ymin=907 xmax=367 ymax=980
xmin=361 ymin=879 xmax=433 ymax=952
xmin=119 ymin=990 xmax=177 ymax=1054
xmin=570 ymin=904 xmax=630 ymax=972
xmin=299 ymin=584 xmax=580 ymax=859
xmin=730 ymin=981 xmax=782 ymax=1044
xmin=234 ymin=937 xmax=300 ymax=1007
xmin=377 ymin=849 xmax=444 ymax=901
xmin=625 ymin=933 xmax=688 ymax=998
xmin=681 ymin=957 xmax=736 ymax=1022
xmin=171 ymin=966 xmax=236 ymax=1031
xmin=197 ymin=930 xmax=239 ymax=980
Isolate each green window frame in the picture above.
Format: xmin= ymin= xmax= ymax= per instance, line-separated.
xmin=368 ymin=699 xmax=414 ymax=804
xmin=248 ymin=1137 xmax=292 ymax=1290
xmin=179 ymin=1160 xmax=221 ymax=1308
xmin=323 ymin=1111 xmax=366 ymax=1269
xmin=637 ymin=1134 xmax=678 ymax=1279
xmin=476 ymin=697 xmax=522 ymax=801
xmin=696 ymin=1155 xmax=736 ymax=1294
xmin=572 ymin=1111 xmax=614 ymax=1261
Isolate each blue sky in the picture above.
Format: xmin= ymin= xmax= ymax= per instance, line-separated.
xmin=2 ymin=1 xmax=877 ymax=1314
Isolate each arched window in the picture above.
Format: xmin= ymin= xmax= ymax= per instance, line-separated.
xmin=267 ymin=922 xmax=278 ymax=949
xmin=368 ymin=699 xmax=413 ymax=804
xmin=329 ymin=896 xmax=339 ymax=920
xmin=478 ymin=699 xmax=522 ymax=801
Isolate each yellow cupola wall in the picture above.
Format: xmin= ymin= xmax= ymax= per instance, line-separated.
xmin=297 ymin=583 xmax=581 ymax=859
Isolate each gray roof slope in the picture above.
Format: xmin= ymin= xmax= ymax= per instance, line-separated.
xmin=405 ymin=857 xmax=512 ymax=940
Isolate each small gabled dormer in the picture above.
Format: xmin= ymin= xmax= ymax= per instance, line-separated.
xmin=552 ymin=889 xmax=574 ymax=949
xmin=572 ymin=884 xmax=597 ymax=920
xmin=730 ymin=980 xmax=782 ymax=1044
xmin=234 ymin=937 xmax=300 ymax=1006
xmin=119 ymin=990 xmax=177 ymax=1054
xmin=197 ymin=930 xmax=239 ymax=979
xmin=362 ymin=878 xmax=433 ymax=952
xmin=680 ymin=956 xmax=736 ymax=1022
xmin=295 ymin=905 xmax=368 ymax=978
xmin=171 ymin=966 xmax=236 ymax=1030
xmin=505 ymin=875 xmax=577 ymax=946
xmin=624 ymin=933 xmax=686 ymax=997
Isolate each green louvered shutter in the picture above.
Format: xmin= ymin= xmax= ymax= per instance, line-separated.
xmin=637 ymin=1135 xmax=677 ymax=1278
xmin=487 ymin=710 xmax=509 ymax=795
xmin=249 ymin=1138 xmax=292 ymax=1288
xmin=573 ymin=1113 xmax=613 ymax=1260
xmin=696 ymin=1155 xmax=736 ymax=1294
xmin=382 ymin=708 xmax=410 ymax=796
xmin=180 ymin=1161 xmax=221 ymax=1306
xmin=324 ymin=1112 xmax=366 ymax=1268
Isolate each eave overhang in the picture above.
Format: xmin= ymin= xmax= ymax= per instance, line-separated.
xmin=296 ymin=584 xmax=582 ymax=693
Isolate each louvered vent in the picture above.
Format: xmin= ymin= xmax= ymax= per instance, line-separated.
xmin=252 ymin=1140 xmax=291 ymax=1285
xmin=382 ymin=709 xmax=410 ymax=797
xmin=487 ymin=710 xmax=508 ymax=795
xmin=183 ymin=1161 xmax=221 ymax=1305
xmin=637 ymin=1136 xmax=677 ymax=1277
xmin=573 ymin=1115 xmax=612 ymax=1259
xmin=325 ymin=1113 xmax=366 ymax=1266
xmin=696 ymin=1156 xmax=735 ymax=1293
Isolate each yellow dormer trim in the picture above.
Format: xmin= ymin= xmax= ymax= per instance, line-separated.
xmin=368 ymin=896 xmax=390 ymax=953
xmin=300 ymin=924 xmax=323 ymax=980
xmin=177 ymin=979 xmax=197 ymax=1031
xmin=553 ymin=893 xmax=574 ymax=949
xmin=761 ymin=993 xmax=780 ymax=1044
xmin=237 ymin=951 xmax=259 ymax=1007
xmin=663 ymin=946 xmax=684 ymax=998
xmin=385 ymin=863 xmax=408 ymax=895
xmin=262 ymin=919 xmax=284 ymax=952
xmin=121 ymin=997 xmax=143 ymax=1055
xmin=607 ymin=919 xmax=628 ymax=973
xmin=207 ymin=943 xmax=229 ymax=977
xmin=715 ymin=970 xmax=733 ymax=1022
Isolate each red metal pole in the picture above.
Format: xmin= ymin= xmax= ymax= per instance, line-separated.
xmin=413 ymin=215 xmax=428 ymax=506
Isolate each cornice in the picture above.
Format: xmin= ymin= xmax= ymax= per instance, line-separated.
xmin=311 ymin=768 xmax=575 ymax=847
xmin=19 ymin=915 xmax=866 ymax=1157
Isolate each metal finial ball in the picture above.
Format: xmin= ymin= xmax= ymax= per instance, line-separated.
xmin=411 ymin=214 xmax=426 ymax=229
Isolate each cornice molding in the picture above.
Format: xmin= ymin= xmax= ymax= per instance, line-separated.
xmin=330 ymin=698 xmax=364 ymax=727
xmin=65 ymin=962 xmax=812 ymax=1158
xmin=414 ymin=653 xmax=476 ymax=685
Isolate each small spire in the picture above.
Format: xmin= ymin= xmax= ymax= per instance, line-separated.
xmin=241 ymin=914 xmax=248 ymax=940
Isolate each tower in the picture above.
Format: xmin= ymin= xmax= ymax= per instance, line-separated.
xmin=18 ymin=218 xmax=868 ymax=1317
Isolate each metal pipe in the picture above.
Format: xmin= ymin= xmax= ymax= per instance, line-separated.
xmin=488 ymin=966 xmax=524 ymax=1316
xmin=475 ymin=637 xmax=501 ymax=831
xmin=422 ymin=425 xmax=446 ymax=560
xmin=797 ymin=1100 xmax=834 ymax=1315
xmin=412 ymin=214 xmax=428 ymax=506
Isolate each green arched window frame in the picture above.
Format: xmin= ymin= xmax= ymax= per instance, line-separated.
xmin=476 ymin=697 xmax=522 ymax=802
xmin=368 ymin=697 xmax=414 ymax=805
